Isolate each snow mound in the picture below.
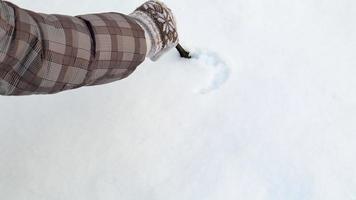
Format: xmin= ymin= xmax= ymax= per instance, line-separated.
xmin=190 ymin=49 xmax=230 ymax=94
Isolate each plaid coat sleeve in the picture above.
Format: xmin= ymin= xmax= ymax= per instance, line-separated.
xmin=0 ymin=0 xmax=147 ymax=96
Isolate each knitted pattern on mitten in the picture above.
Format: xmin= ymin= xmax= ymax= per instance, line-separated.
xmin=130 ymin=0 xmax=179 ymax=61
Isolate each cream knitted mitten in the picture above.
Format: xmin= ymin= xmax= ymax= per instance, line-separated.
xmin=130 ymin=0 xmax=179 ymax=61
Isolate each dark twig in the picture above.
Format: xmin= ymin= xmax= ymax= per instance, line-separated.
xmin=176 ymin=43 xmax=192 ymax=59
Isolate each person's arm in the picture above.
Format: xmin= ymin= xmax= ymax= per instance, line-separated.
xmin=0 ymin=0 xmax=147 ymax=95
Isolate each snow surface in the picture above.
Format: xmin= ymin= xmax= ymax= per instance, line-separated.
xmin=1 ymin=0 xmax=356 ymax=199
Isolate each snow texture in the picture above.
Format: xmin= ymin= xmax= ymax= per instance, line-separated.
xmin=190 ymin=49 xmax=230 ymax=94
xmin=1 ymin=0 xmax=356 ymax=200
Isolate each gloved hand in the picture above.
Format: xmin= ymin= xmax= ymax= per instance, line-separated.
xmin=130 ymin=0 xmax=179 ymax=61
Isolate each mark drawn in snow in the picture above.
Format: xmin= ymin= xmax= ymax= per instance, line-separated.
xmin=190 ymin=49 xmax=230 ymax=94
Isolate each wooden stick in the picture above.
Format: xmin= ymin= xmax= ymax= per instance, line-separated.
xmin=176 ymin=43 xmax=192 ymax=59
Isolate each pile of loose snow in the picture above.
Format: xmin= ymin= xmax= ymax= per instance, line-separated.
xmin=190 ymin=49 xmax=230 ymax=94
xmin=1 ymin=0 xmax=356 ymax=199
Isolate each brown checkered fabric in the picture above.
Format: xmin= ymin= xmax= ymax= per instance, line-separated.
xmin=0 ymin=0 xmax=147 ymax=95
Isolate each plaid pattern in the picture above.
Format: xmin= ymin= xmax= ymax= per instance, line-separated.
xmin=0 ymin=0 xmax=147 ymax=95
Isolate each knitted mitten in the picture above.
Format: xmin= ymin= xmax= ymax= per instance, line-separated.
xmin=130 ymin=0 xmax=179 ymax=61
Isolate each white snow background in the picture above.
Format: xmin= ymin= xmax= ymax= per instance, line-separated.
xmin=1 ymin=0 xmax=356 ymax=199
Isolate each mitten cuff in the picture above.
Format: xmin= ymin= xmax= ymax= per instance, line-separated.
xmin=129 ymin=0 xmax=179 ymax=61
